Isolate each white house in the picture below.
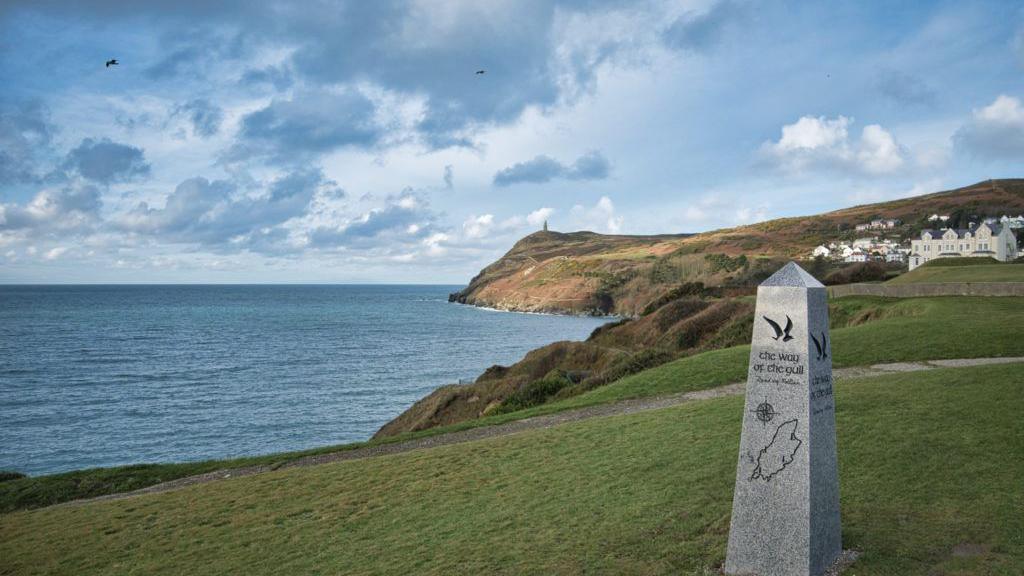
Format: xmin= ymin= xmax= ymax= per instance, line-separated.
xmin=927 ymin=214 xmax=950 ymax=222
xmin=886 ymin=251 xmax=906 ymax=263
xmin=811 ymin=245 xmax=831 ymax=258
xmin=844 ymin=249 xmax=869 ymax=263
xmin=1001 ymin=215 xmax=1024 ymax=229
xmin=908 ymin=222 xmax=1019 ymax=270
xmin=852 ymin=237 xmax=874 ymax=250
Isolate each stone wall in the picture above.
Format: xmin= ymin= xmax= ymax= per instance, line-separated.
xmin=827 ymin=282 xmax=1024 ymax=298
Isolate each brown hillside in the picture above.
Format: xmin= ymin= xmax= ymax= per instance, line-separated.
xmin=379 ymin=179 xmax=1024 ymax=439
xmin=450 ymin=179 xmax=1024 ymax=316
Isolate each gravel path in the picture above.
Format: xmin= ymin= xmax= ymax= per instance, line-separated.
xmin=75 ymin=356 xmax=1024 ymax=508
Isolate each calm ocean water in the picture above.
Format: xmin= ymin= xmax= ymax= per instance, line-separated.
xmin=0 ymin=285 xmax=610 ymax=476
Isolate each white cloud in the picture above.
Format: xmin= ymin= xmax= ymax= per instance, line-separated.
xmin=857 ymin=124 xmax=905 ymax=174
xmin=462 ymin=214 xmax=495 ymax=239
xmin=43 ymin=246 xmax=68 ymax=260
xmin=954 ymin=95 xmax=1024 ymax=160
xmin=734 ymin=205 xmax=768 ymax=224
xmin=570 ymin=196 xmax=622 ymax=233
xmin=527 ymin=207 xmax=554 ymax=227
xmin=760 ymin=115 xmax=907 ymax=176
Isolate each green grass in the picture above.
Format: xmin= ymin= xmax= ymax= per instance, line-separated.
xmin=4 ymin=295 xmax=1024 ymax=514
xmin=890 ymin=260 xmax=1024 ymax=284
xmin=1 ymin=364 xmax=1021 ymax=575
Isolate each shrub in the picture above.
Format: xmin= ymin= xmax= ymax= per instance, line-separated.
xmin=576 ymin=349 xmax=675 ymax=393
xmin=497 ymin=373 xmax=572 ymax=413
xmin=641 ymin=283 xmax=714 ymax=316
xmin=0 ymin=471 xmax=26 ymax=483
xmin=823 ymin=262 xmax=889 ymax=285
xmin=704 ymin=253 xmax=748 ymax=274
xmin=586 ymin=318 xmax=631 ymax=341
xmin=920 ymin=256 xmax=1001 ymax=267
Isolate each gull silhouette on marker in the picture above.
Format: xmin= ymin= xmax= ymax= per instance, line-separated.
xmin=105 ymin=59 xmax=119 ymax=68
xmin=811 ymin=331 xmax=829 ymax=361
xmin=763 ymin=315 xmax=794 ymax=342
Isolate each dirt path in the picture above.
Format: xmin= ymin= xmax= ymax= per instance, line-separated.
xmin=77 ymin=356 xmax=1024 ymax=508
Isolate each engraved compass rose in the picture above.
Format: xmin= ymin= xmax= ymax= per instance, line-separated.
xmin=751 ymin=396 xmax=777 ymax=426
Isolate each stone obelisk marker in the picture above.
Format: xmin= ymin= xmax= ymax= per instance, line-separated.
xmin=725 ymin=262 xmax=841 ymax=576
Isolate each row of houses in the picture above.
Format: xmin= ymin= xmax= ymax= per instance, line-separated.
xmin=854 ymin=218 xmax=900 ymax=231
xmin=811 ymin=217 xmax=1022 ymax=270
xmin=811 ymin=238 xmax=908 ymax=263
xmin=985 ymin=215 xmax=1024 ymax=229
xmin=908 ymin=221 xmax=1019 ymax=270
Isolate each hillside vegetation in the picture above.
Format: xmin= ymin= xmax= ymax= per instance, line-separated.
xmin=375 ymin=294 xmax=1024 ymax=437
xmin=2 ymin=363 xmax=1021 ymax=575
xmin=395 ymin=179 xmax=1024 ymax=439
xmin=451 ymin=179 xmax=1024 ymax=316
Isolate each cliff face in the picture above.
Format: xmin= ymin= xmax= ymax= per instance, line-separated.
xmin=378 ymin=179 xmax=1024 ymax=439
xmin=448 ymin=231 xmax=691 ymax=316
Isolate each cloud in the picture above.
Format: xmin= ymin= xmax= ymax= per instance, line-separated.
xmin=759 ymin=115 xmax=906 ymax=176
xmin=443 ymin=165 xmax=454 ymax=190
xmin=234 ymin=89 xmax=384 ymax=163
xmin=953 ymin=94 xmax=1024 ymax=160
xmin=119 ymin=168 xmax=334 ymax=251
xmin=240 ymin=65 xmax=294 ymax=91
xmin=527 ymin=207 xmax=554 ymax=227
xmin=143 ymin=28 xmax=248 ymax=80
xmin=570 ymin=196 xmax=622 ymax=233
xmin=493 ymin=150 xmax=610 ymax=187
xmin=462 ymin=214 xmax=494 ymax=239
xmin=0 ymin=183 xmax=102 ymax=232
xmin=460 ymin=212 xmax=532 ymax=240
xmin=0 ymin=100 xmax=54 ymax=185
xmin=175 ymin=99 xmax=224 ymax=138
xmin=63 ymin=138 xmax=150 ymax=184
xmin=308 ymin=190 xmax=439 ymax=249
xmin=43 ymin=246 xmax=67 ymax=260
xmin=663 ymin=0 xmax=746 ymax=52
xmin=875 ymin=69 xmax=935 ymax=107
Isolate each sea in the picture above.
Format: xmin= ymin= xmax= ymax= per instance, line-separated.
xmin=0 ymin=285 xmax=611 ymax=476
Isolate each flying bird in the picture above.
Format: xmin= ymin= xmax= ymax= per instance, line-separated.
xmin=105 ymin=59 xmax=119 ymax=68
xmin=763 ymin=315 xmax=794 ymax=342
xmin=475 ymin=70 xmax=485 ymax=75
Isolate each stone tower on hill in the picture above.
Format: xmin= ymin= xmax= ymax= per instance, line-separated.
xmin=543 ymin=220 xmax=548 ymax=232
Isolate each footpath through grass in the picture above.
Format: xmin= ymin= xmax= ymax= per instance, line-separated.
xmin=3 ymin=295 xmax=1024 ymax=514
xmin=1 ymin=363 xmax=1021 ymax=575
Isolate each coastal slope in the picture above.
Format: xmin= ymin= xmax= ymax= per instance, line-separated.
xmin=449 ymin=179 xmax=1024 ymax=317
xmin=379 ymin=179 xmax=1024 ymax=438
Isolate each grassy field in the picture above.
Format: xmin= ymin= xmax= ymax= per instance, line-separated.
xmin=1 ymin=363 xmax=1021 ymax=575
xmin=889 ymin=259 xmax=1024 ymax=284
xmin=4 ymin=295 xmax=1024 ymax=513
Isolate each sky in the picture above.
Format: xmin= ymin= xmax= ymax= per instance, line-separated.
xmin=1 ymin=0 xmax=1022 ymax=283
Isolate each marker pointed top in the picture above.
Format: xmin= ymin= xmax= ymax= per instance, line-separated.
xmin=759 ymin=261 xmax=824 ymax=288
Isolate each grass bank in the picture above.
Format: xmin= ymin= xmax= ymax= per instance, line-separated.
xmin=3 ymin=295 xmax=1024 ymax=514
xmin=1 ymin=363 xmax=1021 ymax=575
xmin=889 ymin=259 xmax=1024 ymax=284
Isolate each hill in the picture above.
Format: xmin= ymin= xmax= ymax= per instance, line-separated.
xmin=2 ymin=362 xmax=1022 ymax=575
xmin=450 ymin=179 xmax=1024 ymax=316
xmin=382 ymin=179 xmax=1024 ymax=438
